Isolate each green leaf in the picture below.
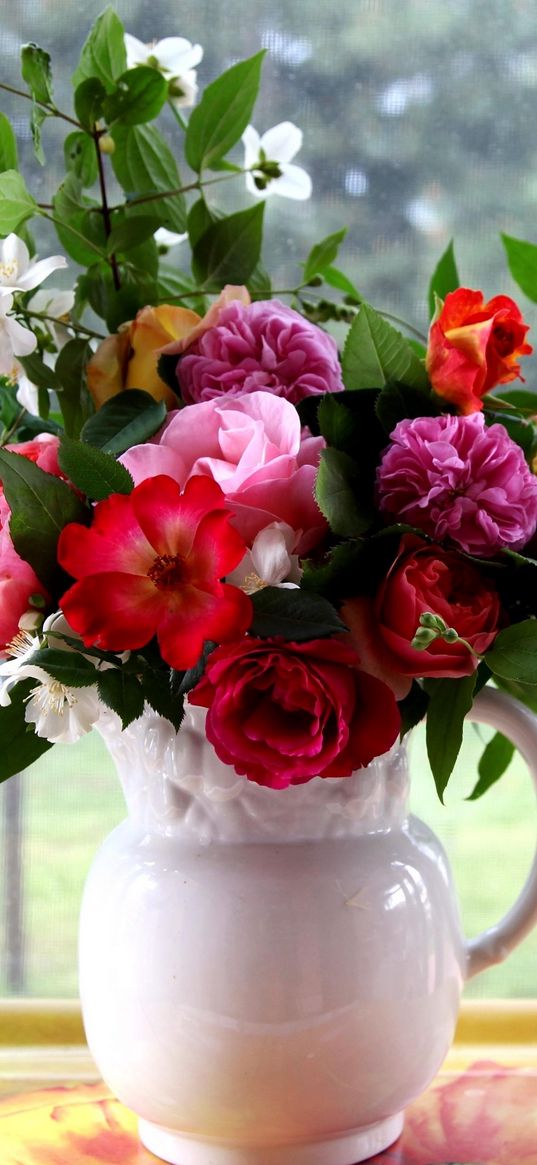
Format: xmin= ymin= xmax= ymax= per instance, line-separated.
xmin=427 ymin=239 xmax=459 ymax=318
xmin=185 ymin=51 xmax=265 ymax=171
xmin=97 ymin=668 xmax=145 ymax=729
xmin=317 ymin=394 xmax=357 ymax=450
xmin=300 ymin=540 xmax=365 ymax=602
xmin=468 ymin=731 xmax=515 ymax=800
xmin=398 ymin=681 xmax=429 ymax=738
xmin=0 ymin=113 xmax=18 ymax=171
xmin=106 ymin=214 xmax=163 ymax=255
xmin=192 ymin=203 xmax=265 ymax=289
xmin=26 ymin=647 xmax=98 ymax=688
xmin=0 ymin=170 xmax=38 ymax=234
xmin=52 ymin=174 xmax=103 ymax=265
xmin=72 ymin=7 xmax=127 ymax=92
xmin=490 ymin=388 xmax=537 ymax=412
xmin=29 ymin=104 xmax=49 ymax=165
xmin=502 ymin=234 xmax=537 ymax=304
xmin=74 ymin=78 xmax=107 ymax=131
xmin=0 ymin=448 xmax=88 ymax=590
xmin=156 ymin=266 xmax=207 ymax=315
xmin=425 ymin=674 xmax=477 ymax=801
xmin=17 ymin=353 xmax=60 ymax=392
xmin=342 ymin=302 xmax=428 ymax=392
xmin=0 ymin=680 xmax=53 ymax=784
xmin=247 ymin=260 xmax=271 ymax=301
xmin=58 ymin=435 xmax=134 ymax=500
xmin=315 ymin=447 xmax=374 ymax=536
xmin=250 ymin=587 xmax=346 ymax=640
xmin=55 ymin=338 xmax=93 ymax=438
xmin=303 ymin=229 xmax=347 ymax=283
xmin=376 ymin=380 xmax=439 ymax=434
xmin=81 ymin=389 xmax=166 ymax=455
xmin=64 ymin=131 xmax=98 ymax=187
xmin=103 ymin=67 xmax=168 ymax=126
xmin=139 ymin=670 xmax=184 ymax=731
xmin=21 ymin=42 xmax=53 ymax=105
xmin=111 ymin=123 xmax=187 ymax=233
xmin=323 ymin=265 xmax=362 ymax=302
xmin=486 ymin=620 xmax=537 ymax=685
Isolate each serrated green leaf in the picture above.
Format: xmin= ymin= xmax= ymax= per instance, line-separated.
xmin=81 ymin=389 xmax=166 ymax=455
xmin=139 ymin=670 xmax=184 ymax=730
xmin=468 ymin=731 xmax=515 ymax=800
xmin=72 ymin=7 xmax=127 ymax=92
xmin=315 ymin=447 xmax=374 ymax=537
xmin=0 ymin=680 xmax=53 ymax=783
xmin=0 ymin=448 xmax=88 ymax=590
xmin=250 ymin=587 xmax=345 ymax=640
xmin=317 ymin=394 xmax=357 ymax=450
xmin=58 ymin=435 xmax=134 ymax=500
xmin=485 ymin=620 xmax=537 ymax=685
xmin=375 ymin=380 xmax=439 ymax=434
xmin=342 ymin=302 xmax=428 ymax=392
xmin=425 ymin=674 xmax=477 ymax=801
xmin=26 ymin=647 xmax=98 ymax=688
xmin=192 ymin=203 xmax=265 ymax=289
xmin=103 ymin=67 xmax=167 ymax=127
xmin=502 ymin=233 xmax=537 ymax=304
xmin=185 ymin=51 xmax=265 ymax=171
xmin=111 ymin=123 xmax=186 ymax=233
xmin=0 ymin=170 xmax=38 ymax=234
xmin=427 ymin=239 xmax=459 ymax=318
xmin=0 ymin=113 xmax=18 ymax=172
xmin=21 ymin=42 xmax=53 ymax=105
xmin=303 ymin=229 xmax=347 ymax=284
xmin=74 ymin=77 xmax=107 ymax=130
xmin=97 ymin=668 xmax=144 ymax=729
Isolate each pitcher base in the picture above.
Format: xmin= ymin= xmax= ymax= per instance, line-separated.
xmin=138 ymin=1111 xmax=404 ymax=1165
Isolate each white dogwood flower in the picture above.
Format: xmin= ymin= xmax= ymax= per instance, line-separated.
xmin=124 ymin=34 xmax=203 ymax=108
xmin=0 ymin=292 xmax=37 ymax=377
xmin=15 ymin=287 xmax=75 ymax=414
xmin=0 ymin=233 xmax=67 ymax=294
xmin=242 ymin=122 xmax=312 ymax=200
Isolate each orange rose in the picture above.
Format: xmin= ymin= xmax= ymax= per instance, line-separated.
xmin=159 ymin=284 xmax=251 ymax=357
xmin=425 ymin=287 xmax=532 ymax=414
xmin=86 ymin=304 xmax=201 ymax=409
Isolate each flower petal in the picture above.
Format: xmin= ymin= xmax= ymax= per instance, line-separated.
xmin=261 ymin=121 xmax=303 ymax=164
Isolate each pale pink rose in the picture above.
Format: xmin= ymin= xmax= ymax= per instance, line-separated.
xmin=0 ymin=527 xmax=49 ymax=654
xmin=121 ymin=391 xmax=327 ymax=553
xmin=174 ymin=298 xmax=344 ymax=405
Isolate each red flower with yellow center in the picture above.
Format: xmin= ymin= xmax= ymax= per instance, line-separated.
xmin=58 ymin=475 xmax=252 ymax=670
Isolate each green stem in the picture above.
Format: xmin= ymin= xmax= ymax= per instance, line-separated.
xmin=93 ymin=130 xmax=121 ymax=291
xmin=168 ymin=100 xmax=188 ymax=131
xmin=0 ymin=81 xmax=81 ymax=129
xmin=113 ymin=168 xmax=245 ymax=212
xmin=1 ymin=406 xmax=27 ymax=447
xmin=18 ymin=307 xmax=105 ymax=342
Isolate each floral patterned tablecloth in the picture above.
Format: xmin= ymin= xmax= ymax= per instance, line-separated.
xmin=0 ymin=1061 xmax=536 ymax=1164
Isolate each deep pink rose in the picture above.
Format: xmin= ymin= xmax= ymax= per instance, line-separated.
xmin=175 ymin=298 xmax=344 ymax=405
xmin=0 ymin=527 xmax=49 ymax=655
xmin=342 ymin=536 xmax=502 ymax=698
xmin=121 ymin=391 xmax=327 ymax=554
xmin=376 ymin=413 xmax=537 ymax=556
xmin=189 ymin=636 xmax=401 ymax=788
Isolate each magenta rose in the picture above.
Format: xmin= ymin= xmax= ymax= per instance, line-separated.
xmin=376 ymin=412 xmax=537 ymax=556
xmin=342 ymin=536 xmax=502 ymax=698
xmin=0 ymin=527 xmax=49 ymax=655
xmin=121 ymin=390 xmax=327 ymax=554
xmin=189 ymin=636 xmax=401 ymax=788
xmin=175 ymin=298 xmax=344 ymax=405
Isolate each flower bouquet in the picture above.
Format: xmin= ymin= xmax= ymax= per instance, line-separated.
xmin=5 ymin=10 xmax=537 ymax=1164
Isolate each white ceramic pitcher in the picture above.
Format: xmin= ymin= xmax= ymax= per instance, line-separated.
xmin=78 ymin=686 xmax=537 ymax=1165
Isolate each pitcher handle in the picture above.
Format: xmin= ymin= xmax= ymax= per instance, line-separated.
xmin=464 ymin=686 xmax=537 ymax=979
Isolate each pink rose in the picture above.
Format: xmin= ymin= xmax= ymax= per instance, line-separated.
xmin=0 ymin=527 xmax=49 ymax=655
xmin=121 ymin=391 xmax=327 ymax=554
xmin=175 ymin=298 xmax=344 ymax=405
xmin=342 ymin=535 xmax=502 ymax=699
xmin=189 ymin=637 xmax=401 ymax=787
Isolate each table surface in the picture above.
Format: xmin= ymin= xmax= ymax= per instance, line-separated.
xmin=1 ymin=1000 xmax=537 ymax=1164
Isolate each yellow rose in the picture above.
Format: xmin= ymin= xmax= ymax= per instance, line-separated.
xmin=87 ymin=304 xmax=201 ymax=409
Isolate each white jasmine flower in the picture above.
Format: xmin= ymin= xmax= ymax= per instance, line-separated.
xmin=15 ymin=287 xmax=75 ymax=415
xmin=242 ymin=122 xmax=312 ymax=200
xmin=0 ymin=292 xmax=37 ymax=377
xmin=153 ymin=227 xmax=188 ymax=249
xmin=124 ymin=34 xmax=203 ymax=108
xmin=0 ymin=233 xmax=67 ymax=294
xmin=227 ymin=523 xmax=302 ymax=593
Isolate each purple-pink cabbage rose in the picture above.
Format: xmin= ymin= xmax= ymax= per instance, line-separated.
xmin=175 ymin=298 xmax=344 ymax=405
xmin=376 ymin=412 xmax=537 ymax=556
xmin=120 ymin=390 xmax=327 ymax=555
